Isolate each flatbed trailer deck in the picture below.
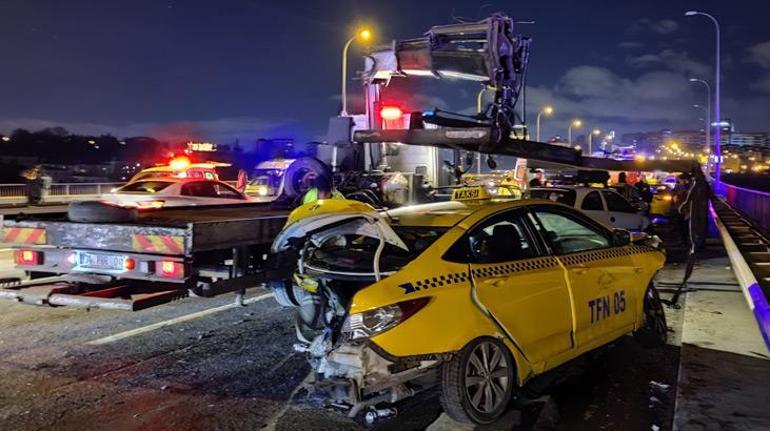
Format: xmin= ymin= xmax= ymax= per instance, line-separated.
xmin=0 ymin=203 xmax=290 ymax=310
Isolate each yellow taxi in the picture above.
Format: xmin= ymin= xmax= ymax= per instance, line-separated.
xmin=269 ymin=187 xmax=667 ymax=424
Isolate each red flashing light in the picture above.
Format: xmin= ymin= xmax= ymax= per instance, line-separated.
xmin=158 ymin=260 xmax=185 ymax=279
xmin=380 ymin=106 xmax=403 ymax=121
xmin=169 ymin=156 xmax=191 ymax=170
xmin=15 ymin=249 xmax=42 ymax=265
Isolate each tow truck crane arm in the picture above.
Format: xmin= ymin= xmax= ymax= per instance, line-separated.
xmin=356 ymin=13 xmax=702 ymax=173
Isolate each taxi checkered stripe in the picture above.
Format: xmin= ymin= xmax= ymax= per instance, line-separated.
xmin=471 ymin=257 xmax=557 ymax=279
xmin=559 ymin=245 xmax=656 ymax=267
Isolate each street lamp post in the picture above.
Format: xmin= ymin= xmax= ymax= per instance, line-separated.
xmin=341 ymin=28 xmax=372 ymax=116
xmin=568 ymin=119 xmax=582 ymax=146
xmin=685 ymin=11 xmax=721 ymax=187
xmin=588 ymin=129 xmax=601 ymax=155
xmin=536 ymin=106 xmax=554 ymax=142
xmin=689 ymin=78 xmax=712 ymax=172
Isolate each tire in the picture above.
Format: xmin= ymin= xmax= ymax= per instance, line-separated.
xmin=281 ymin=157 xmax=332 ymax=201
xmin=634 ymin=283 xmax=668 ymax=348
xmin=68 ymin=200 xmax=137 ymax=223
xmin=440 ymin=337 xmax=515 ymax=425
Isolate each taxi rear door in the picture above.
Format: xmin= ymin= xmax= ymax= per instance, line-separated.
xmin=529 ymin=206 xmax=639 ymax=349
xmin=465 ymin=209 xmax=574 ymax=365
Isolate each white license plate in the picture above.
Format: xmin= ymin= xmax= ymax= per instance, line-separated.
xmin=78 ymin=252 xmax=126 ymax=270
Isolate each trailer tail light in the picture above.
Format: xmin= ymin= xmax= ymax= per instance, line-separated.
xmin=124 ymin=258 xmax=136 ymax=271
xmin=158 ymin=260 xmax=185 ymax=279
xmin=15 ymin=249 xmax=42 ymax=266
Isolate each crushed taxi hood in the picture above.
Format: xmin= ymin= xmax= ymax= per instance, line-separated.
xmin=271 ymin=199 xmax=408 ymax=253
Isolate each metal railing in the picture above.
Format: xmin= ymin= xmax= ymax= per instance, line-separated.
xmin=716 ymin=182 xmax=770 ymax=236
xmin=0 ymin=182 xmax=124 ymax=201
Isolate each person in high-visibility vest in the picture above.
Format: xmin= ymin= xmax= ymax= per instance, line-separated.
xmin=302 ymin=174 xmax=344 ymax=204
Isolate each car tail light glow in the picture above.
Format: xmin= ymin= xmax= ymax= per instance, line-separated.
xmin=158 ymin=260 xmax=185 ymax=279
xmin=15 ymin=249 xmax=42 ymax=265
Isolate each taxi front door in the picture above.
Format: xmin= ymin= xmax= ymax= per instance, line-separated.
xmin=467 ymin=211 xmax=574 ymax=365
xmin=530 ymin=208 xmax=639 ymax=349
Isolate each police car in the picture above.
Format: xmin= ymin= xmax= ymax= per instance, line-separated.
xmin=269 ymin=187 xmax=667 ymax=424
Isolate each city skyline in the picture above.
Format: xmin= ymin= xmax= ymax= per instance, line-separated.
xmin=1 ymin=0 xmax=770 ymax=144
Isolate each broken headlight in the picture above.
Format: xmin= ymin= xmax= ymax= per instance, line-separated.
xmin=341 ymin=297 xmax=431 ymax=341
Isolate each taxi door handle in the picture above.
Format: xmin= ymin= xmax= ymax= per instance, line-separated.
xmin=570 ymin=265 xmax=589 ymax=275
xmin=483 ymin=279 xmax=505 ymax=287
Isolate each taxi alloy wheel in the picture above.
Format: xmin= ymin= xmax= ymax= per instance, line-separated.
xmin=440 ymin=337 xmax=515 ymax=425
xmin=634 ymin=284 xmax=668 ymax=348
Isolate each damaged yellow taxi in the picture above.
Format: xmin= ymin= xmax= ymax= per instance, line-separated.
xmin=268 ymin=187 xmax=668 ymax=425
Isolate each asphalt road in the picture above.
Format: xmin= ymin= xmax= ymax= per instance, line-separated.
xmin=0 ymin=272 xmax=685 ymax=431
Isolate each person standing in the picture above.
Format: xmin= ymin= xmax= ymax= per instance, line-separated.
xmin=529 ymin=169 xmax=547 ymax=187
xmin=672 ymin=167 xmax=711 ymax=303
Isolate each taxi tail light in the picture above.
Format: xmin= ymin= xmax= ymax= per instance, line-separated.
xmin=15 ymin=249 xmax=42 ymax=266
xmin=158 ymin=260 xmax=185 ymax=279
xmin=342 ymin=297 xmax=430 ymax=341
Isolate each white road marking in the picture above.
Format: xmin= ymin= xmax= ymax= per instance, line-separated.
xmin=87 ymin=292 xmax=274 ymax=346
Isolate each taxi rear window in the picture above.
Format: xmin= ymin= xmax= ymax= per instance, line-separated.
xmin=392 ymin=226 xmax=449 ymax=256
xmin=529 ymin=189 xmax=576 ymax=206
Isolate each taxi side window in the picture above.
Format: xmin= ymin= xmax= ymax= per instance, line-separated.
xmin=602 ymin=190 xmax=636 ymax=213
xmin=581 ymin=191 xmax=604 ymax=211
xmin=531 ymin=209 xmax=610 ymax=254
xmin=467 ymin=213 xmax=537 ymax=263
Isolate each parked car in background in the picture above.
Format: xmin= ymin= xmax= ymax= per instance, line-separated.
xmin=529 ymin=186 xmax=650 ymax=232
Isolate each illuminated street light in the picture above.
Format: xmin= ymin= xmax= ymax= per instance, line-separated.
xmin=341 ymin=27 xmax=373 ymax=116
xmin=567 ymin=119 xmax=582 ymax=146
xmin=536 ymin=105 xmax=554 ymax=142
xmin=685 ymin=11 xmax=721 ymax=186
xmin=588 ymin=129 xmax=601 ymax=155
xmin=1 ymin=136 xmax=10 ymax=142
xmin=689 ymin=78 xmax=712 ymax=173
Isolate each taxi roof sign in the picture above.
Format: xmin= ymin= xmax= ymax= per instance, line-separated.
xmin=451 ymin=187 xmax=491 ymax=201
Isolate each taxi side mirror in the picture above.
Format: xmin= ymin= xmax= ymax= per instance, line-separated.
xmin=611 ymin=229 xmax=631 ymax=247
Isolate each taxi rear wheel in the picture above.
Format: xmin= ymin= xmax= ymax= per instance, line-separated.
xmin=634 ymin=284 xmax=668 ymax=348
xmin=440 ymin=337 xmax=515 ymax=425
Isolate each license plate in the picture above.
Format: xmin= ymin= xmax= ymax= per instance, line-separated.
xmin=78 ymin=252 xmax=126 ymax=271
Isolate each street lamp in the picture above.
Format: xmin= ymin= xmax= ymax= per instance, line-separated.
xmin=689 ymin=78 xmax=712 ymax=172
xmin=536 ymin=105 xmax=554 ymax=142
xmin=341 ymin=27 xmax=372 ymax=116
xmin=588 ymin=129 xmax=601 ymax=155
xmin=568 ymin=119 xmax=582 ymax=146
xmin=685 ymin=11 xmax=721 ymax=187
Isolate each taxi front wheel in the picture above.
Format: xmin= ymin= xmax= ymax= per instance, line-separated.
xmin=440 ymin=337 xmax=515 ymax=425
xmin=634 ymin=284 xmax=668 ymax=348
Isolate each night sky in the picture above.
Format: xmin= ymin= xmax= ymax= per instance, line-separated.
xmin=1 ymin=0 xmax=769 ymax=144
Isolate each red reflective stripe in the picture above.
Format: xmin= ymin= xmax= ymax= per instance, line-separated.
xmin=159 ymin=236 xmax=183 ymax=254
xmin=4 ymin=228 xmax=21 ymax=243
xmin=25 ymin=229 xmax=43 ymax=244
xmin=134 ymin=234 xmax=156 ymax=252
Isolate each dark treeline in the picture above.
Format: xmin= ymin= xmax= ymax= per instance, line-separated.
xmin=1 ymin=127 xmax=173 ymax=164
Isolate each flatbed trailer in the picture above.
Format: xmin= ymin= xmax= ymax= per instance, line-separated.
xmin=0 ymin=203 xmax=289 ymax=310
